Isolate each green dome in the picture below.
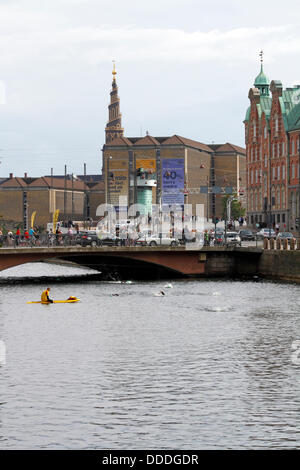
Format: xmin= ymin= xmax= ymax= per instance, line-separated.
xmin=254 ymin=64 xmax=269 ymax=86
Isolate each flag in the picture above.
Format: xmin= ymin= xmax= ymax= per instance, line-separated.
xmin=31 ymin=211 xmax=36 ymax=229
xmin=53 ymin=209 xmax=60 ymax=231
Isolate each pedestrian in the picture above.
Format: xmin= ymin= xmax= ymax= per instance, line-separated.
xmin=7 ymin=230 xmax=14 ymax=246
xmin=204 ymin=230 xmax=210 ymax=246
xmin=55 ymin=226 xmax=62 ymax=245
xmin=15 ymin=227 xmax=20 ymax=246
xmin=67 ymin=226 xmax=74 ymax=245
xmin=29 ymin=227 xmax=36 ymax=245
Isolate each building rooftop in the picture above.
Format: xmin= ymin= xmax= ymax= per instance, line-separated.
xmin=104 ymin=134 xmax=213 ymax=152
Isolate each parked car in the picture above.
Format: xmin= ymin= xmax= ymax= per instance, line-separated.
xmin=75 ymin=231 xmax=101 ymax=247
xmin=256 ymin=228 xmax=276 ymax=239
xmin=276 ymin=232 xmax=295 ymax=242
xmin=136 ymin=233 xmax=179 ymax=247
xmin=238 ymin=229 xmax=255 ymax=241
xmin=224 ymin=231 xmax=241 ymax=246
xmin=77 ymin=231 xmax=119 ymax=247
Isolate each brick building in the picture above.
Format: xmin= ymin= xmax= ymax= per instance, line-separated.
xmin=102 ymin=66 xmax=246 ymax=220
xmin=0 ymin=174 xmax=105 ymax=229
xmin=245 ymin=55 xmax=300 ymax=232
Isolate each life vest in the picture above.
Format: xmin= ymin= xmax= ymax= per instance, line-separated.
xmin=41 ymin=290 xmax=50 ymax=302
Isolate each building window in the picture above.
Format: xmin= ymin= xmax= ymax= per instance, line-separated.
xmin=275 ymin=117 xmax=279 ymax=133
xmin=282 ymin=213 xmax=285 ymax=223
xmin=255 ymin=169 xmax=258 ymax=183
xmin=277 ymin=166 xmax=280 ymax=180
xmin=292 ymin=139 xmax=295 ymax=155
xmin=292 ymin=164 xmax=295 ymax=179
xmin=264 ymin=126 xmax=267 ymax=139
xmin=282 ymin=188 xmax=285 ymax=207
xmin=277 ymin=213 xmax=280 ymax=223
xmin=264 ymin=154 xmax=267 ymax=167
xmin=292 ymin=191 xmax=296 ymax=216
xmin=264 ymin=175 xmax=267 ymax=193
xmin=272 ymin=166 xmax=275 ymax=180
xmin=272 ymin=189 xmax=275 ymax=207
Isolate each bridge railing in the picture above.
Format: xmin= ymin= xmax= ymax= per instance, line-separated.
xmin=0 ymin=233 xmax=78 ymax=248
xmin=0 ymin=233 xmax=264 ymax=250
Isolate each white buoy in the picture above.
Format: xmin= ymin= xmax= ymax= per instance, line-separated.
xmin=164 ymin=283 xmax=173 ymax=288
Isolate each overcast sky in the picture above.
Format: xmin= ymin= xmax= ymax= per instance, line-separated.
xmin=1 ymin=0 xmax=300 ymax=176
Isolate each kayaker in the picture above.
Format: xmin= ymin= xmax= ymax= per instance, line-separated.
xmin=41 ymin=287 xmax=53 ymax=303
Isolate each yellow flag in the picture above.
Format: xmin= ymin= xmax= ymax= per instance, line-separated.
xmin=31 ymin=211 xmax=37 ymax=229
xmin=53 ymin=209 xmax=60 ymax=231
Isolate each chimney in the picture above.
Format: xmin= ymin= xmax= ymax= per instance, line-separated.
xmin=24 ymin=172 xmax=27 ymax=178
xmin=9 ymin=173 xmax=13 ymax=179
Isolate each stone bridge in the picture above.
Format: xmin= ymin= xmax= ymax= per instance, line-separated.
xmin=0 ymin=246 xmax=263 ymax=280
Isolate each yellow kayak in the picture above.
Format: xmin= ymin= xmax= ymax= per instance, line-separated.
xmin=27 ymin=298 xmax=80 ymax=304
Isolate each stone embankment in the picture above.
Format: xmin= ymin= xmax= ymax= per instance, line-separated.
xmin=259 ymin=238 xmax=300 ymax=283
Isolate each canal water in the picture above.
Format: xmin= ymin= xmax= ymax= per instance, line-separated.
xmin=0 ymin=263 xmax=300 ymax=449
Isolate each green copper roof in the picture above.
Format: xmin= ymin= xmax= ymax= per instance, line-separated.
xmin=254 ymin=64 xmax=269 ymax=86
xmin=244 ymin=96 xmax=272 ymax=123
xmin=244 ymin=106 xmax=250 ymax=122
xmin=245 ymin=66 xmax=300 ymax=131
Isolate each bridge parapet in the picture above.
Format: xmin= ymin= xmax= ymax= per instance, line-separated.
xmin=0 ymin=245 xmax=263 ymax=278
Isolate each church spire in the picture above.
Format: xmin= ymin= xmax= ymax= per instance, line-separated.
xmin=105 ymin=61 xmax=124 ymax=144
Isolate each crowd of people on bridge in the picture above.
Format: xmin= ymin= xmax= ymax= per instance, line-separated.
xmin=0 ymin=226 xmax=41 ymax=247
xmin=0 ymin=214 xmax=248 ymax=249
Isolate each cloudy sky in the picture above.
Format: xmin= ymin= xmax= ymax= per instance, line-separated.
xmin=1 ymin=0 xmax=300 ymax=176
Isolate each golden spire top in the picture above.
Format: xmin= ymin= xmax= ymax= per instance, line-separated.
xmin=112 ymin=60 xmax=117 ymax=80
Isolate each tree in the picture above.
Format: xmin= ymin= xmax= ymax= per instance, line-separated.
xmin=222 ymin=194 xmax=246 ymax=220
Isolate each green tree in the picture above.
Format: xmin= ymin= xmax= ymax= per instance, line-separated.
xmin=222 ymin=194 xmax=246 ymax=220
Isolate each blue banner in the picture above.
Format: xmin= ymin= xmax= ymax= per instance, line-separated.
xmin=162 ymin=158 xmax=184 ymax=206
